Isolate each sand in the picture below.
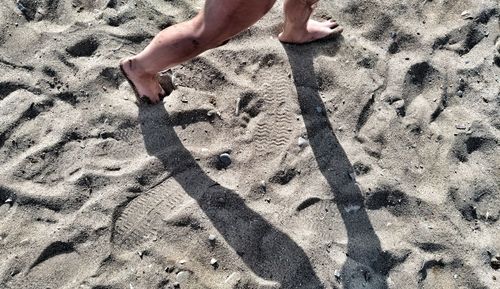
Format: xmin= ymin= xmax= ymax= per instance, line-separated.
xmin=0 ymin=0 xmax=499 ymax=288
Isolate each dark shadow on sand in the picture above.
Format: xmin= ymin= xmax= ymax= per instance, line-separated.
xmin=138 ymin=106 xmax=323 ymax=288
xmin=283 ymin=39 xmax=389 ymax=289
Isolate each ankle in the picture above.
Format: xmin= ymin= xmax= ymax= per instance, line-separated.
xmin=127 ymin=57 xmax=152 ymax=78
xmin=281 ymin=22 xmax=307 ymax=37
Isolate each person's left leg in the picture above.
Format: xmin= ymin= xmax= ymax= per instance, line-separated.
xmin=121 ymin=0 xmax=276 ymax=104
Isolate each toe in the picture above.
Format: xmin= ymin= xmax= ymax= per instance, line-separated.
xmin=330 ymin=26 xmax=344 ymax=35
xmin=138 ymin=95 xmax=152 ymax=105
xmin=324 ymin=20 xmax=339 ymax=28
xmin=158 ymin=84 xmax=166 ymax=98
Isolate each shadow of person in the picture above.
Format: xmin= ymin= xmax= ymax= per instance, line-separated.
xmin=137 ymin=104 xmax=323 ymax=288
xmin=282 ymin=39 xmax=389 ymax=289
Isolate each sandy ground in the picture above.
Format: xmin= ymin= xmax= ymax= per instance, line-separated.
xmin=0 ymin=0 xmax=499 ymax=288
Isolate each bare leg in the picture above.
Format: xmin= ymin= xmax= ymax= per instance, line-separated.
xmin=121 ymin=0 xmax=276 ymax=104
xmin=279 ymin=0 xmax=343 ymax=44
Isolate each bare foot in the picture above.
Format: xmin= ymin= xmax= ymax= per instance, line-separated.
xmin=278 ymin=19 xmax=343 ymax=44
xmin=119 ymin=57 xmax=165 ymax=104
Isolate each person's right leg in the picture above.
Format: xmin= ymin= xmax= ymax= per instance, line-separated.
xmin=279 ymin=0 xmax=343 ymax=44
xmin=121 ymin=0 xmax=276 ymax=104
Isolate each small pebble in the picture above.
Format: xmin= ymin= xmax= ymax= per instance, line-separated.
xmin=210 ymin=258 xmax=218 ymax=266
xmin=235 ymin=97 xmax=241 ymax=116
xmin=392 ymin=99 xmax=405 ymax=108
xmin=461 ymin=11 xmax=473 ymax=20
xmin=225 ymin=272 xmax=242 ymax=284
xmin=491 ymin=256 xmax=500 ymax=270
xmin=455 ymin=124 xmax=467 ymax=130
xmin=260 ymin=180 xmax=267 ymax=192
xmin=176 ymin=271 xmax=190 ymax=282
xmin=334 ymin=270 xmax=341 ymax=281
xmin=344 ymin=204 xmax=361 ymax=213
xmin=207 ymin=110 xmax=221 ymax=117
xmin=298 ymin=137 xmax=309 ymax=147
xmin=495 ymin=39 xmax=500 ymax=53
xmin=178 ymin=259 xmax=186 ymax=265
xmin=219 ymin=153 xmax=232 ymax=167
xmin=208 ymin=234 xmax=217 ymax=242
xmin=5 ymin=197 xmax=13 ymax=204
xmin=457 ymin=90 xmax=464 ymax=97
xmin=315 ymin=106 xmax=322 ymax=113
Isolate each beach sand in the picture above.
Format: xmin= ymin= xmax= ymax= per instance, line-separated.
xmin=0 ymin=0 xmax=499 ymax=288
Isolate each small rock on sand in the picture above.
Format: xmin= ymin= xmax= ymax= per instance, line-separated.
xmin=219 ymin=153 xmax=232 ymax=167
xmin=461 ymin=11 xmax=473 ymax=19
xmin=298 ymin=137 xmax=309 ymax=147
xmin=260 ymin=180 xmax=267 ymax=192
xmin=334 ymin=270 xmax=341 ymax=281
xmin=210 ymin=258 xmax=218 ymax=266
xmin=491 ymin=256 xmax=500 ymax=270
xmin=176 ymin=271 xmax=190 ymax=282
xmin=225 ymin=272 xmax=241 ymax=284
xmin=344 ymin=204 xmax=361 ymax=213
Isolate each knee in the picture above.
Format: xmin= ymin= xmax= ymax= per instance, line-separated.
xmin=190 ymin=0 xmax=276 ymax=48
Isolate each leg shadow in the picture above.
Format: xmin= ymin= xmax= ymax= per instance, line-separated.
xmin=283 ymin=40 xmax=389 ymax=289
xmin=138 ymin=105 xmax=323 ymax=288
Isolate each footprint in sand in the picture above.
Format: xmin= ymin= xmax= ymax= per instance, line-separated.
xmin=253 ymin=71 xmax=295 ymax=159
xmin=111 ymin=178 xmax=192 ymax=249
